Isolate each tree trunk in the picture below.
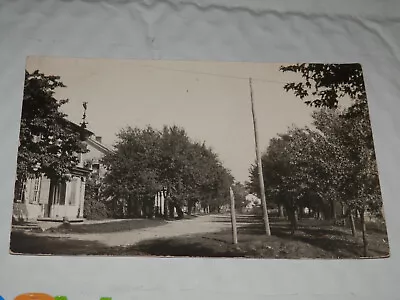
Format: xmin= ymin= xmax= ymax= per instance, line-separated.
xmin=288 ymin=207 xmax=298 ymax=235
xmin=291 ymin=214 xmax=298 ymax=235
xmin=298 ymin=206 xmax=304 ymax=220
xmin=145 ymin=196 xmax=155 ymax=218
xmin=317 ymin=209 xmax=323 ymax=220
xmin=136 ymin=197 xmax=143 ymax=217
xmin=149 ymin=202 xmax=155 ymax=218
xmin=187 ymin=200 xmax=193 ymax=215
xmin=164 ymin=196 xmax=169 ymax=219
xmin=330 ymin=200 xmax=337 ymax=220
xmin=141 ymin=200 xmax=147 ymax=218
xmin=175 ymin=204 xmax=184 ymax=219
xmin=168 ymin=201 xmax=175 ymax=219
xmin=360 ymin=209 xmax=368 ymax=257
xmin=349 ymin=210 xmax=356 ymax=237
xmin=279 ymin=204 xmax=285 ymax=218
xmin=112 ymin=197 xmax=117 ymax=218
xmin=127 ymin=197 xmax=133 ymax=218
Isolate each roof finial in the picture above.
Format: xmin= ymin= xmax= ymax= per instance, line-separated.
xmin=81 ymin=101 xmax=88 ymax=129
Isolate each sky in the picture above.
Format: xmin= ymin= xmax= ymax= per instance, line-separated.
xmin=25 ymin=56 xmax=316 ymax=183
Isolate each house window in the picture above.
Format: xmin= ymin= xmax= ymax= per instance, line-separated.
xmin=14 ymin=180 xmax=26 ymax=203
xmin=58 ymin=181 xmax=67 ymax=205
xmin=68 ymin=178 xmax=78 ymax=205
xmin=29 ymin=177 xmax=41 ymax=204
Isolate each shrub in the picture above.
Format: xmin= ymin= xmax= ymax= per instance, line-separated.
xmin=83 ymin=198 xmax=112 ymax=220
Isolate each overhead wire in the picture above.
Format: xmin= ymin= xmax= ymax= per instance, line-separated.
xmin=133 ymin=63 xmax=290 ymax=85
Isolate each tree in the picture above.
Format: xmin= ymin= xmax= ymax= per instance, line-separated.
xmin=102 ymin=125 xmax=234 ymax=219
xmin=280 ymin=63 xmax=383 ymax=256
xmin=231 ymin=182 xmax=248 ymax=211
xmin=102 ymin=126 xmax=162 ymax=218
xmin=159 ymin=126 xmax=234 ymax=216
xmin=16 ymin=70 xmax=87 ymax=183
xmin=83 ymin=171 xmax=111 ymax=220
xmin=248 ymin=134 xmax=298 ymax=233
xmin=248 ymin=102 xmax=383 ymax=242
xmin=313 ymin=106 xmax=383 ymax=254
xmin=280 ymin=63 xmax=366 ymax=109
xmin=207 ymin=163 xmax=234 ymax=213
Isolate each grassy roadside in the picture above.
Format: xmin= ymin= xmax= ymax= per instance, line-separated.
xmin=45 ymin=218 xmax=167 ymax=234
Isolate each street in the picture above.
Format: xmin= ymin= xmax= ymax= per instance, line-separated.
xmin=16 ymin=214 xmax=249 ymax=247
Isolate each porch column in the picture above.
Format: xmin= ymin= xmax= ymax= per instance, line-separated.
xmin=78 ymin=153 xmax=84 ymax=167
xmin=156 ymin=193 xmax=161 ymax=215
xmin=160 ymin=192 xmax=164 ymax=215
xmin=78 ymin=177 xmax=86 ymax=218
xmin=74 ymin=177 xmax=81 ymax=207
xmin=64 ymin=180 xmax=70 ymax=217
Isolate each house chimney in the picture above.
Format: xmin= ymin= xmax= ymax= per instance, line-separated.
xmin=95 ymin=136 xmax=102 ymax=143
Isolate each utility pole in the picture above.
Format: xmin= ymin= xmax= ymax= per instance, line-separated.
xmin=249 ymin=78 xmax=271 ymax=236
xmin=229 ymin=186 xmax=238 ymax=244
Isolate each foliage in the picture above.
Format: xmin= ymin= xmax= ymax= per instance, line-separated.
xmin=312 ymin=106 xmax=383 ymax=217
xmin=280 ymin=63 xmax=366 ymax=108
xmin=83 ymin=197 xmax=111 ymax=220
xmin=83 ymin=173 xmax=111 ymax=220
xmin=250 ymin=63 xmax=385 ymax=256
xmin=231 ymin=182 xmax=248 ymax=210
xmin=17 ymin=70 xmax=86 ymax=181
xmin=249 ymin=101 xmax=382 ymax=222
xmin=102 ymin=125 xmax=233 ymax=218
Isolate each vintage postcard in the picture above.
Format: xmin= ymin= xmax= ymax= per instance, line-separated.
xmin=10 ymin=57 xmax=389 ymax=259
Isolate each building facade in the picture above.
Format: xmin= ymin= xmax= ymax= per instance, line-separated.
xmin=13 ymin=123 xmax=111 ymax=222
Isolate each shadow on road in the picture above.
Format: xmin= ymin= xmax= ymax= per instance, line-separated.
xmin=212 ymin=214 xmax=265 ymax=224
xmin=46 ymin=218 xmax=167 ymax=234
xmin=131 ymin=238 xmax=244 ymax=258
xmin=10 ymin=231 xmax=110 ymax=256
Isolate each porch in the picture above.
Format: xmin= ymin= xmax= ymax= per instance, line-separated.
xmin=13 ymin=166 xmax=90 ymax=222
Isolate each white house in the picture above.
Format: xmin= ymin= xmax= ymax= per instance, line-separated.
xmin=13 ymin=121 xmax=112 ymax=222
xmin=244 ymin=193 xmax=262 ymax=212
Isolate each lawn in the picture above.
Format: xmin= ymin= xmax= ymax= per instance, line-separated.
xmin=45 ymin=218 xmax=167 ymax=234
xmin=121 ymin=218 xmax=389 ymax=259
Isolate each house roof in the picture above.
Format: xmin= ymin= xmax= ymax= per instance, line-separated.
xmin=86 ymin=137 xmax=114 ymax=155
xmin=62 ymin=119 xmax=113 ymax=155
xmin=61 ymin=119 xmax=94 ymax=137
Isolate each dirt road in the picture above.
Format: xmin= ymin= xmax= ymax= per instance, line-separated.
xmin=32 ymin=214 xmax=237 ymax=247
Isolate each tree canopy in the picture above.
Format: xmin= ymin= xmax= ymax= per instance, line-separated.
xmin=17 ymin=70 xmax=87 ymax=181
xmin=280 ymin=63 xmax=366 ymax=108
xmin=101 ymin=125 xmax=234 ymax=218
xmin=231 ymin=182 xmax=248 ymax=210
xmin=248 ymin=104 xmax=383 ymax=236
xmin=278 ymin=63 xmax=382 ymax=217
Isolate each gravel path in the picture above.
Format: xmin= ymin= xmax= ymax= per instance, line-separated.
xmin=31 ymin=214 xmax=234 ymax=247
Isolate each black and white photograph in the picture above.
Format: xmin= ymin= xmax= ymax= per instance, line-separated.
xmin=9 ymin=56 xmax=389 ymax=259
